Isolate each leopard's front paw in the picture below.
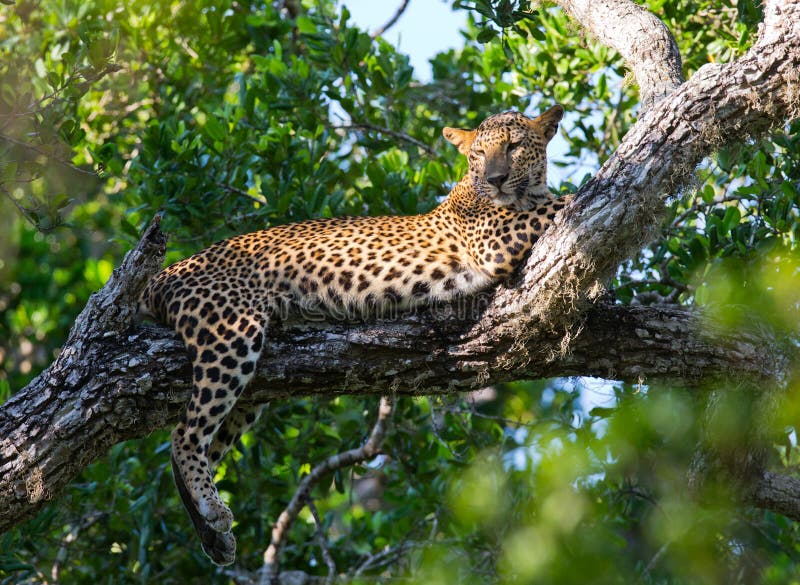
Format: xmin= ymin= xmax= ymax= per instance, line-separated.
xmin=197 ymin=496 xmax=234 ymax=533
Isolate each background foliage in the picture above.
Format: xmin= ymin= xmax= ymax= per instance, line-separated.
xmin=1 ymin=0 xmax=799 ymax=583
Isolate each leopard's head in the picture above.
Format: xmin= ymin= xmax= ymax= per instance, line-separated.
xmin=443 ymin=105 xmax=563 ymax=210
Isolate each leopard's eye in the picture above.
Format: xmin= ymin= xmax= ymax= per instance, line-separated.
xmin=472 ymin=146 xmax=486 ymax=158
xmin=508 ymin=141 xmax=522 ymax=154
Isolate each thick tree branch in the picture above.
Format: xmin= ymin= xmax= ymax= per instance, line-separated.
xmin=0 ymin=233 xmax=792 ymax=532
xmin=553 ymin=0 xmax=684 ymax=112
xmin=1 ymin=0 xmax=798 ymax=539
xmin=0 ymin=217 xmax=167 ymax=529
xmin=466 ymin=0 xmax=800 ymax=364
xmin=751 ymin=471 xmax=800 ymax=522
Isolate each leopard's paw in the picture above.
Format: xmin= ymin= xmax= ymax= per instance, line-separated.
xmin=197 ymin=496 xmax=234 ymax=533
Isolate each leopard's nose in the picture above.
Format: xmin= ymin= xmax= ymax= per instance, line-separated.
xmin=487 ymin=173 xmax=508 ymax=188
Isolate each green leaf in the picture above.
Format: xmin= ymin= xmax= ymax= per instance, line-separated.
xmin=779 ymin=181 xmax=797 ymax=200
xmin=589 ymin=406 xmax=616 ymax=419
xmin=700 ymin=184 xmax=715 ymax=203
xmin=295 ymin=15 xmax=318 ymax=35
xmin=476 ymin=26 xmax=497 ymax=43
xmin=717 ymin=148 xmax=732 ymax=172
xmin=46 ymin=71 xmax=61 ymax=90
xmin=751 ymin=149 xmax=768 ymax=178
xmin=721 ymin=206 xmax=741 ymax=234
xmin=529 ymin=25 xmax=546 ymax=41
xmin=121 ymin=218 xmax=139 ymax=238
xmin=688 ymin=235 xmax=709 ymax=267
xmin=597 ymin=73 xmax=607 ymax=97
xmin=53 ymin=194 xmax=73 ymax=210
xmin=2 ymin=160 xmax=17 ymax=184
xmin=204 ymin=116 xmax=226 ymax=142
xmin=92 ymin=143 xmax=114 ymax=163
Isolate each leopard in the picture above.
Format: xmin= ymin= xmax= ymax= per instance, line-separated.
xmin=139 ymin=105 xmax=568 ymax=565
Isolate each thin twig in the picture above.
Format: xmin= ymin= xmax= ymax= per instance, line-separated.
xmin=427 ymin=397 xmax=466 ymax=460
xmin=307 ymin=499 xmax=337 ymax=585
xmin=352 ymin=536 xmax=461 ymax=578
xmin=338 ymin=123 xmax=435 ymax=156
xmin=463 ymin=407 xmax=532 ymax=428
xmin=638 ymin=541 xmax=670 ymax=583
xmin=0 ymin=184 xmax=35 ymax=226
xmin=50 ymin=511 xmax=108 ymax=581
xmin=0 ymin=63 xmax=122 ymax=121
xmin=671 ymin=192 xmax=751 ymax=227
xmin=616 ymin=277 xmax=688 ymax=293
xmin=353 ymin=541 xmax=415 ymax=577
xmin=371 ymin=0 xmax=411 ymax=38
xmin=0 ymin=133 xmax=98 ymax=177
xmin=348 ymin=512 xmax=441 ymax=579
xmin=218 ymin=182 xmax=268 ymax=205
xmin=261 ymin=396 xmax=394 ymax=583
xmin=744 ymin=517 xmax=800 ymax=562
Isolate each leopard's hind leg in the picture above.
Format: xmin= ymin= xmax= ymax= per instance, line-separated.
xmin=171 ymin=309 xmax=265 ymax=539
xmin=208 ymin=402 xmax=267 ymax=467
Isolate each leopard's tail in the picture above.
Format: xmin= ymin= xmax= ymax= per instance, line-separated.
xmin=171 ymin=455 xmax=236 ymax=565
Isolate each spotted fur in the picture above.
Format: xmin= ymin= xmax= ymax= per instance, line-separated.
xmin=140 ymin=105 xmax=567 ymax=564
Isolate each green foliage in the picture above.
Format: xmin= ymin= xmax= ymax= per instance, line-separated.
xmin=1 ymin=0 xmax=799 ymax=583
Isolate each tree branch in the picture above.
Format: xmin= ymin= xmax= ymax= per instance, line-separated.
xmin=553 ymin=0 xmax=684 ymax=112
xmin=1 ymin=0 xmax=798 ymax=541
xmin=306 ymin=500 xmax=336 ymax=585
xmin=370 ymin=0 xmax=411 ymax=39
xmin=0 ymin=132 xmax=98 ymax=177
xmin=0 ymin=234 xmax=791 ymax=533
xmin=337 ymin=122 xmax=435 ymax=156
xmin=260 ymin=397 xmax=393 ymax=583
xmin=465 ymin=0 xmax=800 ymax=364
xmin=751 ymin=471 xmax=800 ymax=522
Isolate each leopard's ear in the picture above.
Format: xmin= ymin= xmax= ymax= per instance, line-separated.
xmin=529 ymin=105 xmax=564 ymax=142
xmin=443 ymin=127 xmax=477 ymax=156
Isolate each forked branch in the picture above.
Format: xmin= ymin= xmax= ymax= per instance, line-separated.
xmin=467 ymin=0 xmax=800 ymax=358
xmin=553 ymin=0 xmax=684 ymax=111
xmin=260 ymin=396 xmax=394 ymax=583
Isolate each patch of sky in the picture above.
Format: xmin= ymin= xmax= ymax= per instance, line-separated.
xmin=341 ymin=1 xmax=626 ymax=188
xmin=340 ymin=0 xmax=466 ymax=83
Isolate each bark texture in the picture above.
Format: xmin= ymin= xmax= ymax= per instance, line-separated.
xmin=554 ymin=0 xmax=684 ymax=112
xmin=466 ymin=0 xmax=800 ymax=363
xmin=3 ymin=257 xmax=792 ymax=534
xmin=752 ymin=472 xmax=800 ymax=522
xmin=1 ymin=0 xmax=799 ymax=542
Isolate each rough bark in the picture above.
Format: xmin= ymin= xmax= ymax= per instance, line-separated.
xmin=465 ymin=0 xmax=800 ymax=365
xmin=752 ymin=471 xmax=800 ymax=522
xmin=554 ymin=0 xmax=684 ymax=112
xmin=0 ymin=224 xmax=795 ymax=533
xmin=0 ymin=218 xmax=168 ymax=530
xmin=1 ymin=0 xmax=799 ymax=542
